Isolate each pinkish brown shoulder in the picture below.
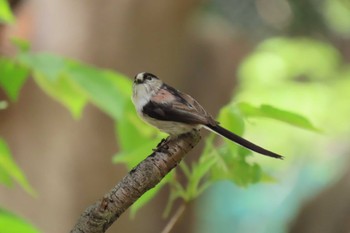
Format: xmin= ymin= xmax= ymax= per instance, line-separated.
xmin=151 ymin=89 xmax=176 ymax=104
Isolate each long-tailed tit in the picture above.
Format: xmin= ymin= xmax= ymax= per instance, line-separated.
xmin=132 ymin=72 xmax=283 ymax=159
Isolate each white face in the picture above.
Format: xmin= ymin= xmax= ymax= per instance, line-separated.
xmin=134 ymin=72 xmax=160 ymax=86
xmin=132 ymin=72 xmax=163 ymax=112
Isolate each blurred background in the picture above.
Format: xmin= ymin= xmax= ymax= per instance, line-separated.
xmin=1 ymin=0 xmax=350 ymax=232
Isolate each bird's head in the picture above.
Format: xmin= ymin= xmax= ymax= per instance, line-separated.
xmin=132 ymin=72 xmax=163 ymax=99
xmin=134 ymin=72 xmax=160 ymax=85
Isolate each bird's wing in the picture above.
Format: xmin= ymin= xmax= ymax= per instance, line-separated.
xmin=142 ymin=84 xmax=216 ymax=125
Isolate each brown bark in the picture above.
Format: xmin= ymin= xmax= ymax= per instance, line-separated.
xmin=70 ymin=131 xmax=201 ymax=233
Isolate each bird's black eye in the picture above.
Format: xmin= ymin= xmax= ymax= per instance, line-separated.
xmin=134 ymin=72 xmax=158 ymax=84
xmin=143 ymin=72 xmax=158 ymax=81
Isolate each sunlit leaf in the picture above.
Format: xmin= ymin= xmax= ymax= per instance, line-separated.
xmin=324 ymin=0 xmax=350 ymax=37
xmin=210 ymin=146 xmax=262 ymax=187
xmin=217 ymin=104 xmax=246 ymax=152
xmin=239 ymin=38 xmax=341 ymax=86
xmin=163 ymin=182 xmax=186 ymax=218
xmin=187 ymin=156 xmax=216 ymax=198
xmin=0 ymin=0 xmax=14 ymax=23
xmin=0 ymin=139 xmax=36 ymax=196
xmin=114 ymin=99 xmax=162 ymax=150
xmin=197 ymin=103 xmax=264 ymax=187
xmin=260 ymin=38 xmax=341 ymax=81
xmin=16 ymin=53 xmax=132 ymax=119
xmin=113 ymin=139 xmax=160 ymax=169
xmin=17 ymin=53 xmax=67 ymax=82
xmin=66 ymin=61 xmax=132 ymax=120
xmin=16 ymin=53 xmax=87 ymax=117
xmin=0 ymin=208 xmax=40 ymax=233
xmin=237 ymin=102 xmax=321 ymax=132
xmin=0 ymin=58 xmax=29 ymax=101
xmin=34 ymin=74 xmax=87 ymax=118
xmin=217 ymin=104 xmax=245 ymax=136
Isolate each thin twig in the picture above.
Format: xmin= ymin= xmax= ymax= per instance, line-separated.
xmin=161 ymin=203 xmax=186 ymax=233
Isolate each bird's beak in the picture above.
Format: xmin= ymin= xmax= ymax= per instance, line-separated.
xmin=134 ymin=78 xmax=142 ymax=84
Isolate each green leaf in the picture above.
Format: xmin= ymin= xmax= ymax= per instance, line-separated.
xmin=237 ymin=102 xmax=321 ymax=132
xmin=238 ymin=38 xmax=342 ymax=88
xmin=17 ymin=52 xmax=133 ymax=119
xmin=15 ymin=53 xmax=87 ymax=117
xmin=203 ymin=104 xmax=264 ymax=187
xmin=113 ymin=139 xmax=160 ymax=169
xmin=119 ymin=111 xmax=146 ymax=149
xmin=0 ymin=208 xmax=40 ymax=233
xmin=114 ymin=99 xmax=161 ymax=148
xmin=324 ymin=0 xmax=350 ymax=37
xmin=0 ymin=139 xmax=36 ymax=196
xmin=66 ymin=61 xmax=132 ymax=120
xmin=130 ymin=172 xmax=173 ymax=218
xmin=186 ymin=156 xmax=216 ymax=199
xmin=163 ymin=180 xmax=187 ymax=218
xmin=217 ymin=104 xmax=245 ymax=152
xmin=17 ymin=53 xmax=67 ymax=82
xmin=210 ymin=146 xmax=262 ymax=187
xmin=217 ymin=104 xmax=245 ymax=136
xmin=195 ymin=103 xmax=264 ymax=187
xmin=0 ymin=58 xmax=29 ymax=101
xmin=34 ymin=74 xmax=87 ymax=118
xmin=113 ymin=99 xmax=165 ymax=168
xmin=11 ymin=37 xmax=31 ymax=53
xmin=0 ymin=0 xmax=14 ymax=24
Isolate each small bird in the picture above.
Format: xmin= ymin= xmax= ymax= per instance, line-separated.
xmin=132 ymin=72 xmax=283 ymax=159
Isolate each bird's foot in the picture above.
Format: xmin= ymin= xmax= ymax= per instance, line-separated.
xmin=153 ymin=137 xmax=170 ymax=152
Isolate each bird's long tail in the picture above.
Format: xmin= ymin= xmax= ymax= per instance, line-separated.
xmin=205 ymin=124 xmax=283 ymax=159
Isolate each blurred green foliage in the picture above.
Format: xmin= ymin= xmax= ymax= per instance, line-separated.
xmin=0 ymin=0 xmax=14 ymax=23
xmin=324 ymin=0 xmax=350 ymax=36
xmin=0 ymin=4 xmax=38 ymax=232
xmin=0 ymin=41 xmax=317 ymax=223
xmin=0 ymin=138 xmax=38 ymax=232
xmin=0 ymin=139 xmax=35 ymax=195
xmin=1 ymin=2 xmax=337 ymax=232
xmin=17 ymin=52 xmax=132 ymax=119
xmin=237 ymin=102 xmax=321 ymax=132
xmin=197 ymin=36 xmax=350 ymax=233
xmin=0 ymin=208 xmax=40 ymax=233
xmin=0 ymin=57 xmax=28 ymax=101
xmin=238 ymin=37 xmax=350 ymax=135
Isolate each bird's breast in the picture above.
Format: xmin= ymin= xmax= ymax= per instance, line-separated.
xmin=141 ymin=114 xmax=200 ymax=136
xmin=132 ymin=86 xmax=152 ymax=112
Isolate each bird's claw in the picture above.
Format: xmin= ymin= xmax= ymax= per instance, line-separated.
xmin=153 ymin=137 xmax=170 ymax=152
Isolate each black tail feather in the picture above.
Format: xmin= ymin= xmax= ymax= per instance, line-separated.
xmin=206 ymin=124 xmax=283 ymax=159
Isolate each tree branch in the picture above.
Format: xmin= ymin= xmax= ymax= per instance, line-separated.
xmin=70 ymin=130 xmax=201 ymax=233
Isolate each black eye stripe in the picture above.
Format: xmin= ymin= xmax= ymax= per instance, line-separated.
xmin=143 ymin=72 xmax=158 ymax=80
xmin=134 ymin=72 xmax=159 ymax=84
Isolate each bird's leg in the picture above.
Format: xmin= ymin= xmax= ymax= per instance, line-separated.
xmin=157 ymin=137 xmax=169 ymax=147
